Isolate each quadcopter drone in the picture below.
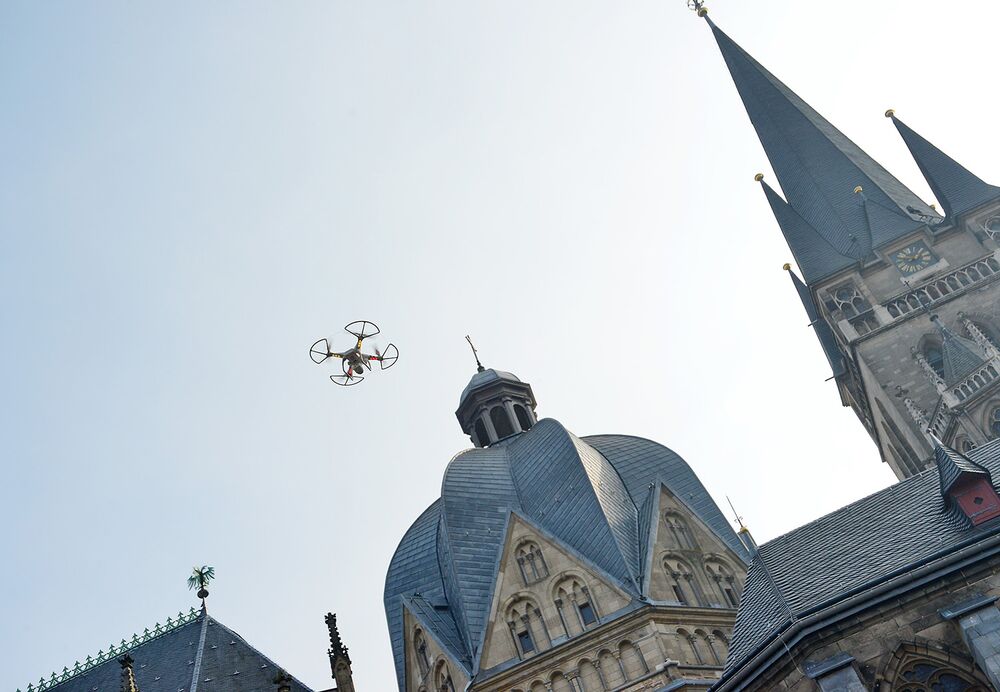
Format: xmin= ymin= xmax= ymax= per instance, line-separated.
xmin=309 ymin=321 xmax=399 ymax=386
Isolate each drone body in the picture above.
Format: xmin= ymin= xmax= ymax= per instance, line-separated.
xmin=310 ymin=321 xmax=398 ymax=386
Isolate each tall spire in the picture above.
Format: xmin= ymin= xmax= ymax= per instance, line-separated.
xmin=887 ymin=111 xmax=1000 ymax=219
xmin=705 ymin=16 xmax=936 ymax=281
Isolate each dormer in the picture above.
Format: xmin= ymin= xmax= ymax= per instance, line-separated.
xmin=934 ymin=438 xmax=1000 ymax=525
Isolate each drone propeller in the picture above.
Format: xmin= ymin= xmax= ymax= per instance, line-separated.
xmin=376 ymin=343 xmax=399 ymax=370
xmin=330 ymin=372 xmax=364 ymax=386
xmin=309 ymin=338 xmax=336 ymax=364
xmin=344 ymin=320 xmax=380 ymax=344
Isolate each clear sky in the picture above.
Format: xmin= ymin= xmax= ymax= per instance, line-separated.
xmin=3 ymin=1 xmax=999 ymax=689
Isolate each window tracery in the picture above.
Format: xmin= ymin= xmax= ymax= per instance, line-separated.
xmin=991 ymin=406 xmax=1000 ymax=438
xmin=664 ymin=512 xmax=697 ymax=550
xmin=515 ymin=541 xmax=549 ymax=585
xmin=705 ymin=559 xmax=740 ymax=607
xmin=664 ymin=556 xmax=705 ymax=606
xmin=413 ymin=629 xmax=430 ymax=676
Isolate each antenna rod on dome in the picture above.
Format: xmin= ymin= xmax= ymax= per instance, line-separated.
xmin=465 ymin=335 xmax=485 ymax=372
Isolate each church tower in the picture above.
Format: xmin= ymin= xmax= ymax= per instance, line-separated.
xmin=704 ymin=10 xmax=1000 ymax=479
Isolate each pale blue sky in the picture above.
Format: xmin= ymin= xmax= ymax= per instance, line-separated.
xmin=3 ymin=1 xmax=998 ymax=689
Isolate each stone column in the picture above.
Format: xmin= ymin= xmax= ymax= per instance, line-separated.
xmin=941 ymin=595 xmax=1000 ymax=689
xmin=554 ymin=598 xmax=571 ymax=638
xmin=503 ymin=398 xmax=523 ymax=433
xmin=592 ymin=657 xmax=609 ymax=691
xmin=803 ymin=653 xmax=867 ymax=691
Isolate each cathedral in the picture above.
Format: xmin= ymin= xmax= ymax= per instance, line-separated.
xmin=17 ymin=5 xmax=1000 ymax=692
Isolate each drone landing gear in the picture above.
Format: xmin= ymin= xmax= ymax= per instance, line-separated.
xmin=330 ymin=373 xmax=364 ymax=387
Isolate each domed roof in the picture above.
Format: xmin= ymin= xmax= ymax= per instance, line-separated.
xmin=458 ymin=368 xmax=521 ymax=405
xmin=383 ymin=418 xmax=747 ymax=689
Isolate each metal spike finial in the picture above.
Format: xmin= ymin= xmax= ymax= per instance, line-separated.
xmin=726 ymin=495 xmax=747 ymax=531
xmin=465 ymin=335 xmax=485 ymax=373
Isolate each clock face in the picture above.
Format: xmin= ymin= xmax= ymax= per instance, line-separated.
xmin=893 ymin=242 xmax=935 ymax=274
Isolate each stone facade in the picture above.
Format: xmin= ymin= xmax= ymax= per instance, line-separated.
xmin=401 ymin=487 xmax=746 ymax=691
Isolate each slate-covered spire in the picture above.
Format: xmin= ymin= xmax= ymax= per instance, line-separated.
xmin=888 ymin=111 xmax=1000 ymax=219
xmin=705 ymin=16 xmax=937 ymax=281
xmin=782 ymin=260 xmax=847 ymax=378
xmin=932 ymin=315 xmax=987 ymax=384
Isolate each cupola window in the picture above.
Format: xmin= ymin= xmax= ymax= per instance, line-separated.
xmin=474 ymin=418 xmax=490 ymax=446
xmin=514 ymin=403 xmax=532 ymax=431
xmin=490 ymin=406 xmax=514 ymax=440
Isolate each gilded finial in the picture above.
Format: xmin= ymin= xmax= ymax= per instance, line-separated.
xmin=754 ymin=173 xmax=764 ymax=182
xmin=885 ymin=108 xmax=895 ymax=118
xmin=930 ymin=203 xmax=937 ymax=211
xmin=687 ymin=0 xmax=708 ymax=17
xmin=854 ymin=185 xmax=864 ymax=194
xmin=782 ymin=263 xmax=791 ymax=271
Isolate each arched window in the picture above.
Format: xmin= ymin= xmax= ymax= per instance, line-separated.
xmin=553 ymin=576 xmax=599 ymax=637
xmin=474 ymin=418 xmax=490 ymax=446
xmin=514 ymin=403 xmax=532 ymax=431
xmin=664 ymin=512 xmax=696 ymax=550
xmin=434 ymin=660 xmax=456 ymax=692
xmin=413 ymin=629 xmax=430 ymax=676
xmin=880 ymin=642 xmax=990 ymax=691
xmin=677 ymin=628 xmax=703 ymax=665
xmin=664 ymin=556 xmax=703 ymax=605
xmin=505 ymin=597 xmax=546 ymax=658
xmin=991 ymin=407 xmax=1000 ymax=438
xmin=491 ymin=406 xmax=514 ymax=439
xmin=516 ymin=541 xmax=548 ymax=584
xmin=697 ymin=629 xmax=721 ymax=665
xmin=705 ymin=559 xmax=740 ymax=607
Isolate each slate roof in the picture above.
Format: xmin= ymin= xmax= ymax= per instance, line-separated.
xmin=890 ymin=114 xmax=1000 ymax=219
xmin=707 ymin=17 xmax=937 ymax=284
xmin=724 ymin=438 xmax=1000 ymax=680
xmin=384 ymin=418 xmax=747 ymax=690
xmin=19 ymin=609 xmax=312 ymax=692
xmin=784 ymin=264 xmax=847 ymax=379
xmin=459 ymin=369 xmax=521 ymax=405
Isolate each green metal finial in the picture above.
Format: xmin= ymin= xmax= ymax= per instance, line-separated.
xmin=187 ymin=565 xmax=215 ymax=608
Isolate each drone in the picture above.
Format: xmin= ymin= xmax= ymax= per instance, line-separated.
xmin=309 ymin=321 xmax=399 ymax=386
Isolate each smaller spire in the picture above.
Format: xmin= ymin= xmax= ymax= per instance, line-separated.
xmin=930 ymin=315 xmax=987 ymax=384
xmin=783 ymin=262 xmax=847 ymax=378
xmin=118 ymin=655 xmax=139 ymax=692
xmin=888 ymin=111 xmax=1000 ymax=219
xmin=325 ymin=613 xmax=355 ymax=692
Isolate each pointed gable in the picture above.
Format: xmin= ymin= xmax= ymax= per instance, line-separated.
xmin=478 ymin=513 xmax=632 ymax=672
xmin=890 ymin=113 xmax=1000 ymax=219
xmin=706 ymin=17 xmax=936 ymax=277
xmin=20 ymin=610 xmax=313 ymax=692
